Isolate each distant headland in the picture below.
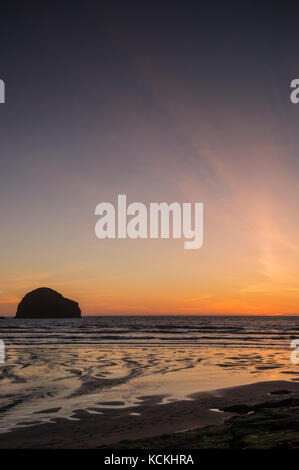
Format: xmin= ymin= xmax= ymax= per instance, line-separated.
xmin=15 ymin=287 xmax=81 ymax=319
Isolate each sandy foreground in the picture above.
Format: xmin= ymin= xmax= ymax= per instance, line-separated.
xmin=0 ymin=380 xmax=298 ymax=448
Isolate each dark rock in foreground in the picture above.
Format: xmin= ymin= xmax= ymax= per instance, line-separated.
xmin=16 ymin=287 xmax=81 ymax=318
xmin=107 ymin=397 xmax=299 ymax=449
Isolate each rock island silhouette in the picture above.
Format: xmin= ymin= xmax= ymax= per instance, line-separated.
xmin=15 ymin=287 xmax=81 ymax=319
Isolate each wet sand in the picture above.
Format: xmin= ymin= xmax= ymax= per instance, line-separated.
xmin=0 ymin=380 xmax=298 ymax=448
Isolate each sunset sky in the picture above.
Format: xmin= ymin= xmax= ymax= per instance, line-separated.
xmin=1 ymin=3 xmax=299 ymax=315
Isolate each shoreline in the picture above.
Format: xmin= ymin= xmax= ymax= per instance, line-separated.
xmin=0 ymin=380 xmax=298 ymax=448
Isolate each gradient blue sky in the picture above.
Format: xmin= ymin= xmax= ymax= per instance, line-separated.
xmin=1 ymin=2 xmax=299 ymax=314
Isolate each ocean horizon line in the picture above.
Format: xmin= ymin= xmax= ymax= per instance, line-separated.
xmin=2 ymin=313 xmax=299 ymax=317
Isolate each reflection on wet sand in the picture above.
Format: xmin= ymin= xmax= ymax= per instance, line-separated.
xmin=0 ymin=345 xmax=298 ymax=433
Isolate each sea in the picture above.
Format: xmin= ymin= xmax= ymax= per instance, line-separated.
xmin=0 ymin=315 xmax=298 ymax=433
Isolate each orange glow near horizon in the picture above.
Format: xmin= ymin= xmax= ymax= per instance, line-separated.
xmin=3 ymin=139 xmax=299 ymax=316
xmin=3 ymin=147 xmax=299 ymax=317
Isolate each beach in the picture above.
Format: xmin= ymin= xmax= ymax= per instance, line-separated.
xmin=0 ymin=380 xmax=298 ymax=448
xmin=0 ymin=316 xmax=298 ymax=448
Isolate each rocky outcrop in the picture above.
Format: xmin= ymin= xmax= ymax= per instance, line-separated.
xmin=16 ymin=287 xmax=81 ymax=318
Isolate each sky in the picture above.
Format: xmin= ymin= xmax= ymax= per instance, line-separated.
xmin=1 ymin=2 xmax=299 ymax=315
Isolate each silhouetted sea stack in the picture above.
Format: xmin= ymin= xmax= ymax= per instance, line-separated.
xmin=16 ymin=287 xmax=81 ymax=319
